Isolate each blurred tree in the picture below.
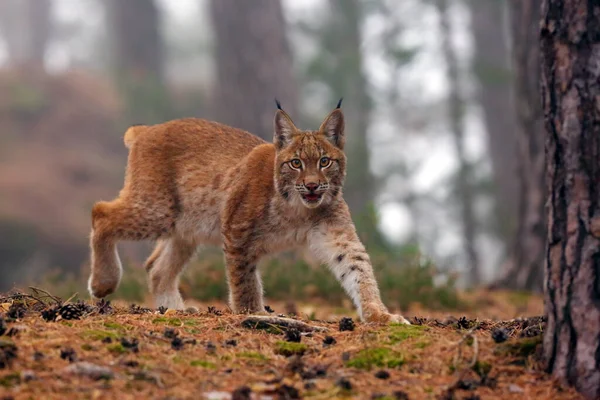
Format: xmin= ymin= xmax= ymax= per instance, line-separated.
xmin=0 ymin=0 xmax=52 ymax=67
xmin=106 ymin=0 xmax=171 ymax=124
xmin=209 ymin=0 xmax=298 ymax=140
xmin=541 ymin=1 xmax=600 ymax=398
xmin=495 ymin=0 xmax=544 ymax=292
xmin=297 ymin=0 xmax=389 ymax=248
xmin=437 ymin=0 xmax=480 ymax=285
xmin=468 ymin=0 xmax=518 ymax=252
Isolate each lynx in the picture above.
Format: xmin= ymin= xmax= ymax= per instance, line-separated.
xmin=88 ymin=101 xmax=409 ymax=324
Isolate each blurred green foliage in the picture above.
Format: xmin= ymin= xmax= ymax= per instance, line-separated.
xmin=34 ymin=242 xmax=461 ymax=311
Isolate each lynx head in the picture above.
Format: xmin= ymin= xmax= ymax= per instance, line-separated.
xmin=273 ymin=99 xmax=346 ymax=209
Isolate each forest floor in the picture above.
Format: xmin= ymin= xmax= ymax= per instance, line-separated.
xmin=0 ymin=289 xmax=584 ymax=400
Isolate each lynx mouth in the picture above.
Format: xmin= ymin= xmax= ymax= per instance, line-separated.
xmin=302 ymin=193 xmax=322 ymax=203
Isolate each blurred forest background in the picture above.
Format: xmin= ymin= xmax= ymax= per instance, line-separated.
xmin=0 ymin=0 xmax=544 ymax=309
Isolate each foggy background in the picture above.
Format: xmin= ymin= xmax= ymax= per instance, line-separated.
xmin=0 ymin=0 xmax=542 ymax=303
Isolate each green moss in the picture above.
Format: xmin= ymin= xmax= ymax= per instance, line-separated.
xmin=238 ymin=351 xmax=269 ymax=361
xmin=80 ymin=330 xmax=118 ymax=341
xmin=81 ymin=343 xmax=93 ymax=351
xmin=495 ymin=336 xmax=542 ymax=358
xmin=346 ymin=347 xmax=404 ymax=370
xmin=0 ymin=372 xmax=20 ymax=388
xmin=387 ymin=324 xmax=427 ymax=344
xmin=103 ymin=321 xmax=125 ymax=331
xmin=185 ymin=328 xmax=200 ymax=334
xmin=414 ymin=340 xmax=430 ymax=349
xmin=183 ymin=319 xmax=198 ymax=326
xmin=190 ymin=360 xmax=216 ymax=369
xmin=275 ymin=341 xmax=308 ymax=357
xmin=108 ymin=343 xmax=127 ymax=354
xmin=152 ymin=317 xmax=183 ymax=326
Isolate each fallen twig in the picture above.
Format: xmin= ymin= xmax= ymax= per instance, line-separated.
xmin=241 ymin=315 xmax=328 ymax=332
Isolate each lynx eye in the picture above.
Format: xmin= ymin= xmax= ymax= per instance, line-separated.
xmin=319 ymin=157 xmax=332 ymax=168
xmin=290 ymin=159 xmax=302 ymax=170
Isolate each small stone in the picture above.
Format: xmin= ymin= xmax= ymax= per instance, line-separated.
xmin=339 ymin=317 xmax=355 ymax=332
xmin=323 ymin=335 xmax=336 ymax=346
xmin=21 ymin=370 xmax=36 ymax=382
xmin=336 ymin=377 xmax=352 ymax=391
xmin=491 ymin=327 xmax=509 ymax=343
xmin=63 ymin=362 xmax=114 ymax=380
xmin=374 ymin=370 xmax=390 ymax=380
xmin=509 ymin=384 xmax=524 ymax=393
xmin=285 ymin=328 xmax=301 ymax=343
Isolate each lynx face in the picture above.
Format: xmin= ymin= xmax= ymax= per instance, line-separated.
xmin=273 ymin=106 xmax=346 ymax=209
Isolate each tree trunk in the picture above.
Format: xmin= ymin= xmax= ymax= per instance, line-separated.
xmin=209 ymin=0 xmax=298 ymax=140
xmin=495 ymin=0 xmax=545 ymax=292
xmin=437 ymin=0 xmax=481 ymax=285
xmin=326 ymin=0 xmax=373 ymax=224
xmin=0 ymin=0 xmax=51 ymax=67
xmin=469 ymin=0 xmax=519 ymax=252
xmin=106 ymin=0 xmax=168 ymax=124
xmin=541 ymin=1 xmax=600 ymax=398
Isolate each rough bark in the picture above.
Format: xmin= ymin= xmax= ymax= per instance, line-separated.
xmin=496 ymin=0 xmax=546 ymax=292
xmin=209 ymin=0 xmax=298 ymax=140
xmin=0 ymin=0 xmax=51 ymax=66
xmin=541 ymin=1 xmax=600 ymax=398
xmin=469 ymin=0 xmax=519 ymax=250
xmin=437 ymin=0 xmax=481 ymax=285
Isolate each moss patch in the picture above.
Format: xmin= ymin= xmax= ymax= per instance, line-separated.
xmin=0 ymin=372 xmax=20 ymax=388
xmin=495 ymin=336 xmax=542 ymax=358
xmin=190 ymin=360 xmax=216 ymax=369
xmin=108 ymin=343 xmax=127 ymax=354
xmin=346 ymin=347 xmax=404 ymax=370
xmin=103 ymin=321 xmax=125 ymax=331
xmin=387 ymin=324 xmax=427 ymax=344
xmin=274 ymin=341 xmax=308 ymax=357
xmin=80 ymin=329 xmax=118 ymax=341
xmin=238 ymin=351 xmax=269 ymax=361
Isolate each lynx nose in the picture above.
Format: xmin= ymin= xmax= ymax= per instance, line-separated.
xmin=305 ymin=182 xmax=319 ymax=192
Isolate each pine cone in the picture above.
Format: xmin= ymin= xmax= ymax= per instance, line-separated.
xmin=41 ymin=307 xmax=59 ymax=322
xmin=58 ymin=304 xmax=83 ymax=320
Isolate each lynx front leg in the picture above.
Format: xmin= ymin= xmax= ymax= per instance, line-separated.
xmin=308 ymin=224 xmax=410 ymax=324
xmin=224 ymin=252 xmax=264 ymax=314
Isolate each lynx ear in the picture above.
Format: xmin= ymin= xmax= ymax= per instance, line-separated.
xmin=274 ymin=99 xmax=298 ymax=150
xmin=319 ymin=106 xmax=345 ymax=149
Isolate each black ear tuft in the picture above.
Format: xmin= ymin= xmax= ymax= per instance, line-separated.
xmin=336 ymin=97 xmax=343 ymax=109
xmin=275 ymin=98 xmax=283 ymax=110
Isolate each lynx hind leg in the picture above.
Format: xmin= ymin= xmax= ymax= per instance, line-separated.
xmin=88 ymin=198 xmax=173 ymax=298
xmin=146 ymin=236 xmax=197 ymax=310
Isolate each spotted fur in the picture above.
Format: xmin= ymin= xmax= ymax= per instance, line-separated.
xmin=88 ymin=107 xmax=409 ymax=324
